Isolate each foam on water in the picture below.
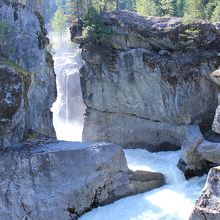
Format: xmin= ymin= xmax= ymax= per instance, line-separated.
xmin=80 ymin=149 xmax=206 ymax=220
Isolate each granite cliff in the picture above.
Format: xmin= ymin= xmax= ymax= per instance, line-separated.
xmin=71 ymin=11 xmax=220 ymax=151
xmin=0 ymin=0 xmax=56 ymax=149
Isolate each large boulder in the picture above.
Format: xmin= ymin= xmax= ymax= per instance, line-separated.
xmin=0 ymin=0 xmax=56 ymax=149
xmin=190 ymin=166 xmax=220 ymax=220
xmin=0 ymin=141 xmax=164 ymax=220
xmin=74 ymin=11 xmax=220 ymax=150
xmin=178 ymin=126 xmax=220 ymax=178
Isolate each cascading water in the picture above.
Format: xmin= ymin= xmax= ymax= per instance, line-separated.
xmin=80 ymin=150 xmax=206 ymax=220
xmin=50 ymin=31 xmax=85 ymax=141
xmin=50 ymin=31 xmax=206 ymax=220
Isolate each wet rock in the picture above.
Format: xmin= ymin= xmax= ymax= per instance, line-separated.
xmin=178 ymin=126 xmax=220 ymax=178
xmin=0 ymin=141 xmax=164 ymax=219
xmin=129 ymin=170 xmax=164 ymax=194
xmin=190 ymin=166 xmax=220 ymax=220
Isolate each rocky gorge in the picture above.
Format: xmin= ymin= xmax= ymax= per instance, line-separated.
xmin=71 ymin=10 xmax=220 ymax=219
xmin=0 ymin=1 xmax=166 ymax=219
xmin=73 ymin=11 xmax=220 ymax=151
xmin=1 ymin=0 xmax=220 ymax=219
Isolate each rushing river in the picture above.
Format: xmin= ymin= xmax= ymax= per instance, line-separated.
xmin=50 ymin=33 xmax=206 ymax=220
xmin=80 ymin=150 xmax=206 ymax=220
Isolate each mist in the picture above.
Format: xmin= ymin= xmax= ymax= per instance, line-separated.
xmin=49 ymin=31 xmax=85 ymax=141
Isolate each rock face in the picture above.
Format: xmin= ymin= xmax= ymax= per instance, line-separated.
xmin=0 ymin=0 xmax=56 ymax=149
xmin=190 ymin=166 xmax=220 ymax=220
xmin=0 ymin=141 xmax=164 ymax=220
xmin=178 ymin=125 xmax=220 ymax=178
xmin=211 ymin=69 xmax=220 ymax=134
xmin=74 ymin=11 xmax=220 ymax=150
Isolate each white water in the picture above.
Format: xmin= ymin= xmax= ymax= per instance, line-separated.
xmin=49 ymin=31 xmax=206 ymax=220
xmin=50 ymin=32 xmax=85 ymax=141
xmin=80 ymin=150 xmax=206 ymax=220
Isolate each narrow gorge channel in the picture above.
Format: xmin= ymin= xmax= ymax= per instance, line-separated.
xmin=51 ymin=33 xmax=207 ymax=220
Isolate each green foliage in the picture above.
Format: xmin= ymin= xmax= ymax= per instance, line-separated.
xmin=184 ymin=0 xmax=206 ymax=22
xmin=135 ymin=0 xmax=159 ymax=16
xmin=160 ymin=0 xmax=176 ymax=16
xmin=51 ymin=7 xmax=67 ymax=39
xmin=82 ymin=7 xmax=112 ymax=45
xmin=210 ymin=1 xmax=220 ymax=22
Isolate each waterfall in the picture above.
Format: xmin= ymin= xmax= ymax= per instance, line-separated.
xmin=50 ymin=32 xmax=85 ymax=141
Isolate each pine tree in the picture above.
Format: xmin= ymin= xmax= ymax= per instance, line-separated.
xmin=135 ymin=0 xmax=158 ymax=16
xmin=160 ymin=0 xmax=176 ymax=16
xmin=176 ymin=0 xmax=185 ymax=17
xmin=211 ymin=1 xmax=220 ymax=22
xmin=184 ymin=0 xmax=206 ymax=21
xmin=51 ymin=7 xmax=67 ymax=39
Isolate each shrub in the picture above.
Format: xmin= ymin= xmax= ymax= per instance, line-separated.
xmin=82 ymin=7 xmax=112 ymax=46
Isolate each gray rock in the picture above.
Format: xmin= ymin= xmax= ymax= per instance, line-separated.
xmin=0 ymin=0 xmax=56 ymax=149
xmin=197 ymin=141 xmax=220 ymax=164
xmin=76 ymin=11 xmax=220 ymax=149
xmin=0 ymin=65 xmax=29 ymax=150
xmin=83 ymin=108 xmax=186 ymax=150
xmin=213 ymin=93 xmax=220 ymax=134
xmin=0 ymin=141 xmax=164 ymax=220
xmin=190 ymin=166 xmax=220 ymax=220
xmin=178 ymin=127 xmax=220 ymax=178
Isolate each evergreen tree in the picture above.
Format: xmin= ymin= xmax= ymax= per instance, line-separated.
xmin=176 ymin=0 xmax=185 ymax=17
xmin=51 ymin=7 xmax=67 ymax=39
xmin=184 ymin=0 xmax=206 ymax=21
xmin=211 ymin=1 xmax=220 ymax=22
xmin=135 ymin=0 xmax=158 ymax=16
xmin=160 ymin=0 xmax=177 ymax=16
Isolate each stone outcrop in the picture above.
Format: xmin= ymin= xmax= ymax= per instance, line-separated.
xmin=0 ymin=141 xmax=164 ymax=220
xmin=0 ymin=0 xmax=56 ymax=149
xmin=178 ymin=125 xmax=220 ymax=178
xmin=72 ymin=11 xmax=220 ymax=150
xmin=190 ymin=166 xmax=220 ymax=220
xmin=211 ymin=69 xmax=220 ymax=134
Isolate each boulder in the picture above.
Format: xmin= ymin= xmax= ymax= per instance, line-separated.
xmin=190 ymin=166 xmax=220 ymax=220
xmin=178 ymin=126 xmax=220 ymax=178
xmin=74 ymin=11 xmax=220 ymax=149
xmin=0 ymin=141 xmax=164 ymax=220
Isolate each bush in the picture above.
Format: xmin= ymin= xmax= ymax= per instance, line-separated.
xmin=82 ymin=7 xmax=112 ymax=45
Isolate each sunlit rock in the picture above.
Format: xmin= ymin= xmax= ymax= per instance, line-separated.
xmin=190 ymin=166 xmax=220 ymax=220
xmin=72 ymin=11 xmax=220 ymax=150
xmin=0 ymin=141 xmax=164 ymax=220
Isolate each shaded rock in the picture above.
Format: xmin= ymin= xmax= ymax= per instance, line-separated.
xmin=190 ymin=166 xmax=220 ymax=220
xmin=0 ymin=0 xmax=56 ymax=149
xmin=213 ymin=93 xmax=220 ymax=134
xmin=0 ymin=141 xmax=164 ymax=220
xmin=0 ymin=65 xmax=30 ymax=150
xmin=178 ymin=126 xmax=220 ymax=178
xmin=76 ymin=11 xmax=220 ymax=149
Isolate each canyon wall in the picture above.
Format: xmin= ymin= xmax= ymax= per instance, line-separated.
xmin=73 ymin=11 xmax=220 ymax=150
xmin=0 ymin=0 xmax=56 ymax=149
